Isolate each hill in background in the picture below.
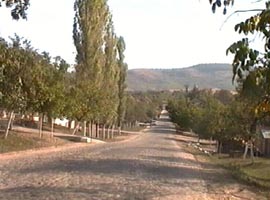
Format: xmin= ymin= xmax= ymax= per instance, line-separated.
xmin=127 ymin=63 xmax=234 ymax=91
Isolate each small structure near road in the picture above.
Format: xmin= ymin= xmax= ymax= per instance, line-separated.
xmin=256 ymin=128 xmax=270 ymax=157
xmin=53 ymin=133 xmax=105 ymax=144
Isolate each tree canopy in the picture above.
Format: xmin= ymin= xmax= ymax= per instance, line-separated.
xmin=167 ymin=89 xmax=257 ymax=151
xmin=209 ymin=0 xmax=270 ymax=121
xmin=0 ymin=0 xmax=29 ymax=19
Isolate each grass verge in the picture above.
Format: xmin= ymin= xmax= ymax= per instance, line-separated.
xmin=185 ymin=144 xmax=270 ymax=189
xmin=210 ymin=155 xmax=270 ymax=189
xmin=0 ymin=131 xmax=71 ymax=154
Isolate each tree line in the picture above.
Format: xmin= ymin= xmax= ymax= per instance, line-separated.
xmin=167 ymin=0 xmax=270 ymax=154
xmin=167 ymin=87 xmax=266 ymax=153
xmin=0 ymin=0 xmax=129 ymax=139
xmin=125 ymin=91 xmax=167 ymax=126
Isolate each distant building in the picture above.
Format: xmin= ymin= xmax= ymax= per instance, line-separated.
xmin=256 ymin=127 xmax=270 ymax=157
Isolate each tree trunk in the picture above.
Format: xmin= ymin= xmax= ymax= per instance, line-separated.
xmin=218 ymin=141 xmax=223 ymax=154
xmin=102 ymin=125 xmax=105 ymax=139
xmin=111 ymin=124 xmax=115 ymax=139
xmin=10 ymin=112 xmax=15 ymax=131
xmin=87 ymin=122 xmax=90 ymax=137
xmin=243 ymin=141 xmax=254 ymax=161
xmin=96 ymin=122 xmax=99 ymax=138
xmin=90 ymin=121 xmax=93 ymax=138
xmin=39 ymin=113 xmax=44 ymax=138
xmin=118 ymin=126 xmax=121 ymax=136
xmin=105 ymin=126 xmax=109 ymax=139
xmin=98 ymin=123 xmax=101 ymax=138
xmin=68 ymin=120 xmax=72 ymax=130
xmin=83 ymin=121 xmax=87 ymax=136
xmin=109 ymin=125 xmax=112 ymax=139
xmin=51 ymin=118 xmax=54 ymax=138
xmin=250 ymin=143 xmax=254 ymax=163
xmin=72 ymin=122 xmax=81 ymax=135
xmin=107 ymin=125 xmax=110 ymax=139
xmin=88 ymin=122 xmax=92 ymax=142
xmin=4 ymin=111 xmax=14 ymax=139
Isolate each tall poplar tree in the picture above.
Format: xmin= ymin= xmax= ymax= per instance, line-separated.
xmin=73 ymin=0 xmax=128 ymax=138
xmin=73 ymin=0 xmax=109 ymax=84
xmin=101 ymin=15 xmax=119 ymax=128
xmin=73 ymin=0 xmax=110 ymax=126
xmin=116 ymin=36 xmax=128 ymax=131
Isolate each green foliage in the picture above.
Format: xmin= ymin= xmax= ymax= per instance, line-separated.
xmin=73 ymin=0 xmax=128 ymax=127
xmin=0 ymin=0 xmax=128 ymax=137
xmin=168 ymin=89 xmax=256 ymax=142
xmin=194 ymin=94 xmax=226 ymax=139
xmin=0 ymin=35 xmax=70 ymax=120
xmin=0 ymin=35 xmax=32 ymax=112
xmin=209 ymin=0 xmax=234 ymax=14
xmin=73 ymin=0 xmax=110 ymax=123
xmin=167 ymin=98 xmax=195 ymax=130
xmin=117 ymin=36 xmax=128 ymax=127
xmin=73 ymin=0 xmax=109 ymax=84
xmin=0 ymin=0 xmax=29 ymax=19
xmin=222 ymin=1 xmax=270 ymax=118
xmin=125 ymin=91 xmax=164 ymax=124
xmin=213 ymin=89 xmax=234 ymax=104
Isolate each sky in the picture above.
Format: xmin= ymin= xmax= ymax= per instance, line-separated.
xmin=0 ymin=0 xmax=265 ymax=69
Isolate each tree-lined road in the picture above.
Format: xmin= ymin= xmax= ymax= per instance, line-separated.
xmin=0 ymin=111 xmax=266 ymax=200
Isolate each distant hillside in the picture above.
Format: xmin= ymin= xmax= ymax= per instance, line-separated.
xmin=127 ymin=63 xmax=234 ymax=91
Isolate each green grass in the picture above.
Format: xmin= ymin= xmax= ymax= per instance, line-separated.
xmin=0 ymin=132 xmax=36 ymax=153
xmin=184 ymin=144 xmax=270 ymax=190
xmin=188 ymin=144 xmax=270 ymax=189
xmin=210 ymin=156 xmax=270 ymax=188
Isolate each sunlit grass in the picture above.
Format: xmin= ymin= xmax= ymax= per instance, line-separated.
xmin=211 ymin=154 xmax=270 ymax=188
xmin=184 ymin=143 xmax=270 ymax=189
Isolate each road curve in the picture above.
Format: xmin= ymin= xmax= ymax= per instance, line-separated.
xmin=0 ymin=111 xmax=266 ymax=200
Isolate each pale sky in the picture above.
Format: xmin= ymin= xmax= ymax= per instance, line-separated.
xmin=0 ymin=0 xmax=265 ymax=69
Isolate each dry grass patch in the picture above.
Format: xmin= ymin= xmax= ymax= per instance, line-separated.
xmin=0 ymin=131 xmax=71 ymax=154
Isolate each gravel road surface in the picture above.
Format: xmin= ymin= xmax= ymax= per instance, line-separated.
xmin=0 ymin=112 xmax=267 ymax=200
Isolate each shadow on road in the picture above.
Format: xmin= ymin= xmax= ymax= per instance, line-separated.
xmin=3 ymin=155 xmax=241 ymax=200
xmin=18 ymin=157 xmax=225 ymax=184
xmin=164 ymin=136 xmax=191 ymax=144
xmin=145 ymin=127 xmax=176 ymax=135
xmin=156 ymin=117 xmax=170 ymax=122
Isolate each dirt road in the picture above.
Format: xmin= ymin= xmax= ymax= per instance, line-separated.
xmin=0 ymin=112 xmax=267 ymax=199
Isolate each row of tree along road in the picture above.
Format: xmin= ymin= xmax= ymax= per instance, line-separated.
xmin=0 ymin=0 xmax=161 ymax=141
xmin=167 ymin=86 xmax=270 ymax=158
